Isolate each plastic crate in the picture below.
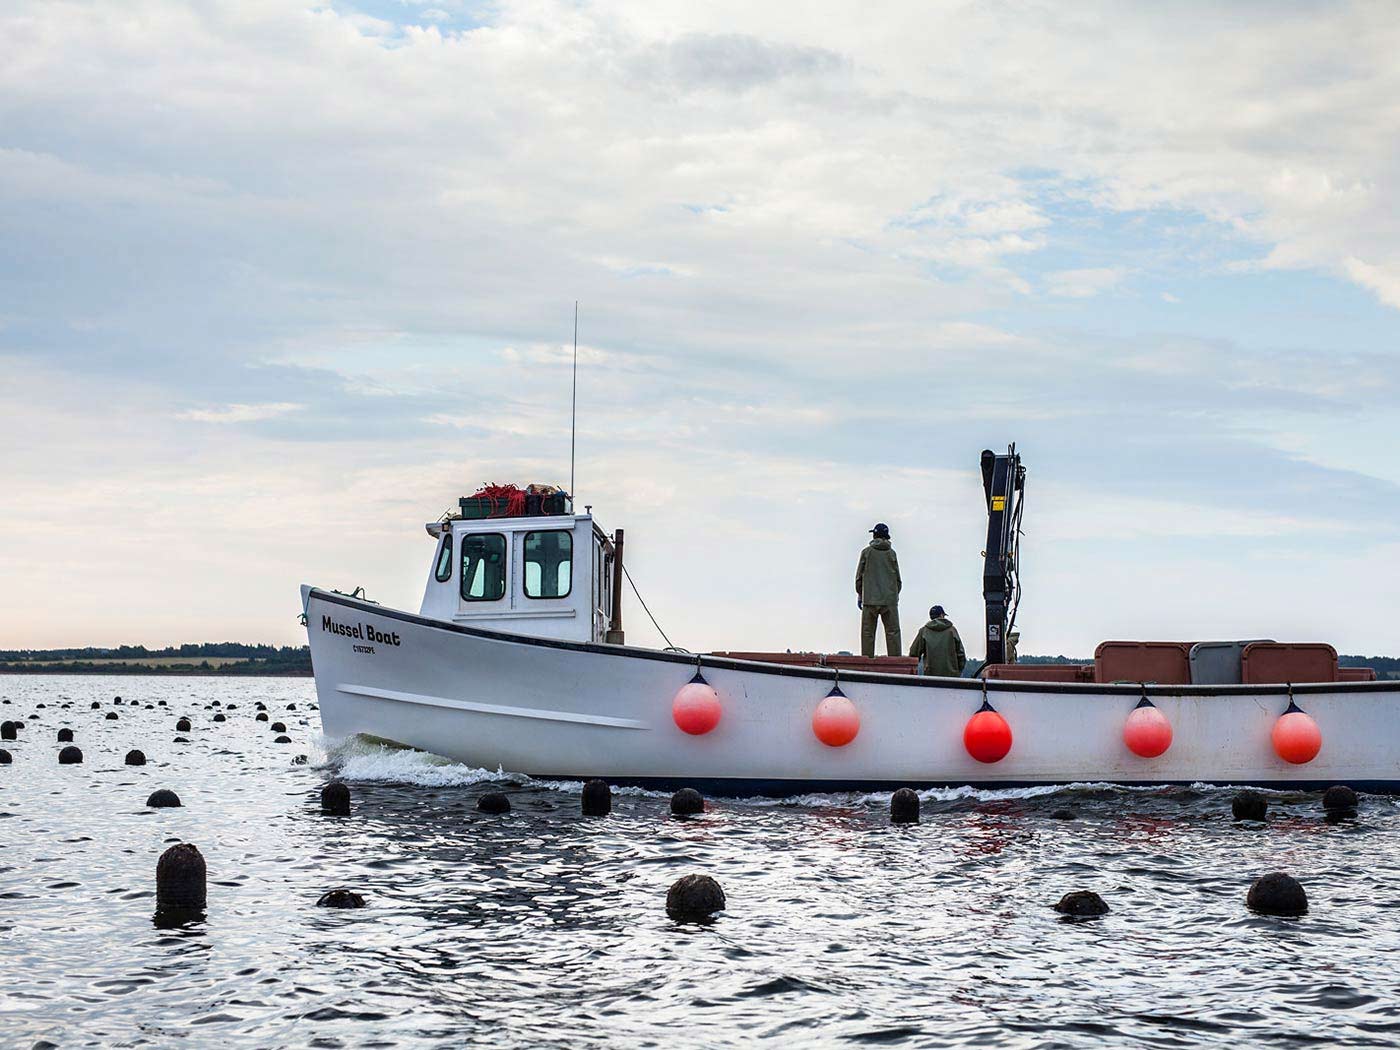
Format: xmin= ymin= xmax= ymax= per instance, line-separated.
xmin=459 ymin=492 xmax=572 ymax=519
xmin=710 ymin=651 xmax=823 ymax=667
xmin=983 ymin=663 xmax=1094 ymax=682
xmin=1339 ymin=666 xmax=1378 ymax=682
xmin=1094 ymin=641 xmax=1193 ymax=684
xmin=824 ymin=655 xmax=920 ymax=676
xmin=528 ymin=492 xmax=572 ymax=516
xmin=459 ymin=496 xmax=507 ymax=519
xmin=1241 ymin=642 xmax=1338 ymax=684
xmin=1189 ymin=640 xmax=1273 ymax=685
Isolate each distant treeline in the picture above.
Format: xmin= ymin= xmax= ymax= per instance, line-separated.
xmin=0 ymin=642 xmax=297 ymax=661
xmin=0 ymin=642 xmax=312 ymax=677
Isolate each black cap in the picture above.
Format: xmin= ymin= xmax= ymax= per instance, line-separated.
xmin=870 ymin=523 xmax=890 ymax=538
xmin=930 ymin=605 xmax=945 ymax=618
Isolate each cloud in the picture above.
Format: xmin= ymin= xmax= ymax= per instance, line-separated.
xmin=1344 ymin=257 xmax=1400 ymax=309
xmin=3 ymin=0 xmax=1400 ymax=653
xmin=177 ymin=402 xmax=305 ymax=424
xmin=1045 ymin=267 xmax=1125 ymax=298
xmin=641 ymin=32 xmax=849 ymax=92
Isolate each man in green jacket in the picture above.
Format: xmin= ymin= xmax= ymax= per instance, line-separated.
xmin=856 ymin=523 xmax=902 ymax=657
xmin=909 ymin=605 xmax=966 ymax=677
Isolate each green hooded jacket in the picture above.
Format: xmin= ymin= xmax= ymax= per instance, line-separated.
xmin=909 ymin=618 xmax=966 ymax=677
xmin=855 ymin=539 xmax=901 ymax=607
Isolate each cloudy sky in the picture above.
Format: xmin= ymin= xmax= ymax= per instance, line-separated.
xmin=4 ymin=0 xmax=1400 ymax=656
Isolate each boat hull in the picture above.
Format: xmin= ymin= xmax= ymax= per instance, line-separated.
xmin=304 ymin=587 xmax=1400 ymax=794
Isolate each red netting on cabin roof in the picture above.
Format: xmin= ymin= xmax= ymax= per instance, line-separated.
xmin=470 ymin=483 xmax=528 ymax=517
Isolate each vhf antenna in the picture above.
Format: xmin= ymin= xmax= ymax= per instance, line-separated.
xmin=570 ymin=300 xmax=578 ymax=501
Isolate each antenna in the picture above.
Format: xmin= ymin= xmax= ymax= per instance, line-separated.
xmin=570 ymin=300 xmax=579 ymax=500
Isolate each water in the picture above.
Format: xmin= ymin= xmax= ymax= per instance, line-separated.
xmin=3 ymin=675 xmax=1399 ymax=1049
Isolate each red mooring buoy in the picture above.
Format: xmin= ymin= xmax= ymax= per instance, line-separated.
xmin=672 ymin=673 xmax=722 ymax=735
xmin=812 ymin=687 xmax=860 ymax=747
xmin=964 ymin=699 xmax=1012 ymax=763
xmin=1123 ymin=697 xmax=1173 ymax=758
xmin=1272 ymin=699 xmax=1321 ymax=764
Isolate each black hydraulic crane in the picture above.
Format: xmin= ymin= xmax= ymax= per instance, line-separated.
xmin=980 ymin=445 xmax=1026 ymax=666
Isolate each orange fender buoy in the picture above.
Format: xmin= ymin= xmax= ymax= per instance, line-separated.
xmin=672 ymin=673 xmax=722 ymax=735
xmin=1272 ymin=699 xmax=1321 ymax=764
xmin=1123 ymin=697 xmax=1172 ymax=758
xmin=964 ymin=699 xmax=1012 ymax=763
xmin=813 ymin=687 xmax=859 ymax=747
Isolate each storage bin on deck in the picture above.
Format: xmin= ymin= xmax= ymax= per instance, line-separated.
xmin=824 ymin=655 xmax=920 ymax=676
xmin=983 ymin=663 xmax=1094 ymax=682
xmin=1188 ymin=640 xmax=1273 ymax=685
xmin=1094 ymin=641 xmax=1193 ymax=684
xmin=710 ymin=651 xmax=823 ymax=667
xmin=1339 ymin=666 xmax=1378 ymax=682
xmin=1240 ymin=642 xmax=1338 ymax=684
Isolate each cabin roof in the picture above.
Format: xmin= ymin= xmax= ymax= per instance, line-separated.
xmin=425 ymin=512 xmax=596 ymax=539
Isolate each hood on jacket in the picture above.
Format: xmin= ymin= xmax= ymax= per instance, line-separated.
xmin=925 ymin=617 xmax=953 ymax=631
xmin=868 ymin=538 xmax=893 ymax=551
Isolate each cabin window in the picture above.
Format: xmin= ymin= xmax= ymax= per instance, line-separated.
xmin=523 ymin=530 xmax=572 ymax=599
xmin=434 ymin=533 xmax=454 ymax=582
xmin=460 ymin=533 xmax=507 ymax=602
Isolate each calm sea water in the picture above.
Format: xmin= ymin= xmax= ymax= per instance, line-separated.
xmin=2 ymin=674 xmax=1398 ymax=1049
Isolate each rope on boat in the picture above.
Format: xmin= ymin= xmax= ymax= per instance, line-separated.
xmin=299 ymin=586 xmax=376 ymax=626
xmin=621 ymin=562 xmax=677 ymax=650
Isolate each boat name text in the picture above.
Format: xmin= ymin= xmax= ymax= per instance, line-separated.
xmin=322 ymin=615 xmax=401 ymax=647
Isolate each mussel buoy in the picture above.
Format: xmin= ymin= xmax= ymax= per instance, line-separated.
xmin=964 ymin=699 xmax=1012 ymax=763
xmin=672 ymin=673 xmax=722 ymax=736
xmin=666 ymin=874 xmax=725 ymax=923
xmin=812 ymin=687 xmax=859 ymax=747
xmin=1123 ymin=697 xmax=1172 ymax=758
xmin=1272 ymin=700 xmax=1321 ymax=765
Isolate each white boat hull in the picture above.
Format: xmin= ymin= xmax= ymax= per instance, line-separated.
xmin=304 ymin=587 xmax=1400 ymax=794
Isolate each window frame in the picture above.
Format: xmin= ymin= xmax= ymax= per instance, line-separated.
xmin=522 ymin=528 xmax=574 ymax=600
xmin=434 ymin=532 xmax=454 ymax=583
xmin=459 ymin=532 xmax=508 ymax=603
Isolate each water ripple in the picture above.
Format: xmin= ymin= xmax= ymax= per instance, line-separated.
xmin=1 ymin=675 xmax=1399 ymax=1048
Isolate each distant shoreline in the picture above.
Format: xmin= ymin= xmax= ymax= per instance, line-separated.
xmin=0 ymin=666 xmax=313 ymax=677
xmin=0 ymin=643 xmax=313 ymax=678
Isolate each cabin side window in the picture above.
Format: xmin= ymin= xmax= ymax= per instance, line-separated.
xmin=523 ymin=530 xmax=572 ymax=599
xmin=434 ymin=533 xmax=454 ymax=582
xmin=460 ymin=533 xmax=507 ymax=602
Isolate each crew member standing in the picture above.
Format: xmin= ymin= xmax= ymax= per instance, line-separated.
xmin=855 ymin=523 xmax=902 ymax=657
xmin=909 ymin=605 xmax=966 ymax=677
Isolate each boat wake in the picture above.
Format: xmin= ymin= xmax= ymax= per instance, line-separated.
xmin=320 ymin=735 xmax=1293 ymax=807
xmin=323 ymin=734 xmax=531 ymax=789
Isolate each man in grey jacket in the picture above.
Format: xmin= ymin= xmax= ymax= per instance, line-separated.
xmin=855 ymin=523 xmax=902 ymax=657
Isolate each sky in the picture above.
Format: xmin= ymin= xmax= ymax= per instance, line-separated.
xmin=3 ymin=0 xmax=1400 ymax=657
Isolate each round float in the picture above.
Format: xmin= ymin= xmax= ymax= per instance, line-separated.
xmin=964 ymin=699 xmax=1012 ymax=763
xmin=812 ymin=686 xmax=859 ymax=747
xmin=1272 ymin=699 xmax=1321 ymax=764
xmin=672 ymin=673 xmax=722 ymax=735
xmin=1123 ymin=697 xmax=1172 ymax=758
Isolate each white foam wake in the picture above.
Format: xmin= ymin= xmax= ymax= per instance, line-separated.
xmin=320 ymin=735 xmax=670 ymax=795
xmin=319 ymin=737 xmax=1257 ymax=805
xmin=323 ymin=735 xmax=524 ymax=788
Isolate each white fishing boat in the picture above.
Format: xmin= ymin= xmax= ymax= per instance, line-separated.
xmin=303 ymin=454 xmax=1396 ymax=794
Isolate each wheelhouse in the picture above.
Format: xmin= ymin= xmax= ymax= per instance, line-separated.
xmin=420 ymin=505 xmax=620 ymax=644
